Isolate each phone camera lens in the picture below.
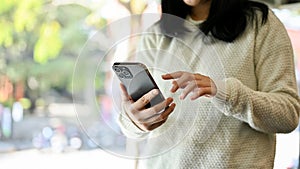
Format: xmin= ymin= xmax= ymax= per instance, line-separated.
xmin=119 ymin=74 xmax=125 ymax=79
xmin=122 ymin=70 xmax=130 ymax=76
xmin=114 ymin=67 xmax=121 ymax=73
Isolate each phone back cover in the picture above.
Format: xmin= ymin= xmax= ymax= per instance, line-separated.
xmin=113 ymin=63 xmax=164 ymax=108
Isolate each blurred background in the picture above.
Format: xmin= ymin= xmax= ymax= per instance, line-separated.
xmin=0 ymin=0 xmax=299 ymax=169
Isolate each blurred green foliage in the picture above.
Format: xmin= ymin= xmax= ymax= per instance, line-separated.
xmin=34 ymin=21 xmax=63 ymax=64
xmin=0 ymin=0 xmax=153 ymax=105
xmin=0 ymin=0 xmax=92 ymax=97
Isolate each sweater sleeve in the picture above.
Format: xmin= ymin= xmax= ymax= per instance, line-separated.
xmin=212 ymin=11 xmax=300 ymax=134
xmin=117 ymin=31 xmax=158 ymax=139
xmin=117 ymin=105 xmax=150 ymax=139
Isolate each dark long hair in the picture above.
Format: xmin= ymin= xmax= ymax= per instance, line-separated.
xmin=160 ymin=0 xmax=269 ymax=42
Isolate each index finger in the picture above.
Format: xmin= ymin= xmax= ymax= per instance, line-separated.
xmin=162 ymin=71 xmax=184 ymax=80
xmin=132 ymin=89 xmax=160 ymax=111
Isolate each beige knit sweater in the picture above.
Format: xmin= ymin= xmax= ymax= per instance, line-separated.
xmin=118 ymin=10 xmax=300 ymax=168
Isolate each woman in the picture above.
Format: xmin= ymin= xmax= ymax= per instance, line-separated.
xmin=117 ymin=0 xmax=300 ymax=168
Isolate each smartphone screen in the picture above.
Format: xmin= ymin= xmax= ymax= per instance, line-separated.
xmin=112 ymin=62 xmax=165 ymax=108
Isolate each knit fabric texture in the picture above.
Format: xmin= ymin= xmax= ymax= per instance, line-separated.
xmin=117 ymin=10 xmax=300 ymax=169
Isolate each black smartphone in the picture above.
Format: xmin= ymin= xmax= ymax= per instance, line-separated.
xmin=112 ymin=62 xmax=165 ymax=108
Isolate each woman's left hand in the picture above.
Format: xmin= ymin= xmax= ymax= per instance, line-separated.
xmin=162 ymin=71 xmax=217 ymax=100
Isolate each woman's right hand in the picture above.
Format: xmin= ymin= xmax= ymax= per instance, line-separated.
xmin=120 ymin=84 xmax=176 ymax=131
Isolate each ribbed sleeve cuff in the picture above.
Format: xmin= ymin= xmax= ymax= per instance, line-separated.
xmin=211 ymin=79 xmax=232 ymax=116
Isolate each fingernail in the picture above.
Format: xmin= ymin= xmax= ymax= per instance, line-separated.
xmin=152 ymin=89 xmax=159 ymax=95
xmin=168 ymin=97 xmax=173 ymax=102
xmin=170 ymin=85 xmax=175 ymax=92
